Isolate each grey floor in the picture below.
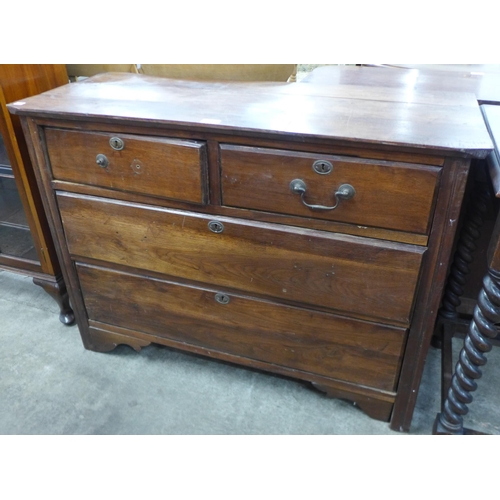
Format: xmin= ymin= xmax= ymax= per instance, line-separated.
xmin=1 ymin=268 xmax=499 ymax=435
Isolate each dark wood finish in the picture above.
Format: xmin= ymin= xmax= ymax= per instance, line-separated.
xmin=45 ymin=128 xmax=208 ymax=205
xmin=300 ymin=65 xmax=500 ymax=432
xmin=220 ymin=144 xmax=440 ymax=234
xmin=8 ymin=73 xmax=493 ymax=430
xmin=87 ymin=324 xmax=152 ymax=353
xmin=57 ymin=192 xmax=425 ymax=325
xmin=0 ymin=65 xmax=73 ymax=324
xmin=32 ymin=274 xmax=74 ymax=325
xmin=434 ymin=267 xmax=500 ymax=434
xmin=34 ymin=116 xmax=449 ymax=167
xmin=312 ymin=382 xmax=394 ymax=422
xmin=433 ymin=103 xmax=500 ymax=434
xmin=387 ymin=157 xmax=473 ymax=431
xmin=439 ymin=174 xmax=491 ymax=321
xmin=8 ymin=72 xmax=492 ymax=158
xmin=50 ymin=178 xmax=430 ymax=246
xmin=78 ymin=263 xmax=408 ymax=392
xmin=302 ymin=65 xmax=500 ymax=105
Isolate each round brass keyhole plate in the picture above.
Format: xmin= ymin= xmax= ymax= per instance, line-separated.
xmin=215 ymin=293 xmax=230 ymax=304
xmin=312 ymin=160 xmax=333 ymax=175
xmin=109 ymin=137 xmax=125 ymax=151
xmin=208 ymin=221 xmax=224 ymax=233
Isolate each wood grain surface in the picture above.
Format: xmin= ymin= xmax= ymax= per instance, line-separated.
xmin=77 ymin=263 xmax=408 ymax=392
xmin=301 ymin=65 xmax=500 ymax=105
xmin=221 ymin=144 xmax=440 ymax=234
xmin=7 ymin=72 xmax=493 ymax=158
xmin=45 ymin=127 xmax=208 ymax=204
xmin=10 ymin=69 xmax=485 ymax=430
xmin=58 ymin=192 xmax=425 ymax=325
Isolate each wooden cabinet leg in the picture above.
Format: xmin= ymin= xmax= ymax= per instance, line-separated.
xmin=433 ymin=269 xmax=500 ymax=434
xmin=311 ymin=382 xmax=393 ymax=422
xmin=33 ymin=274 xmax=75 ymax=326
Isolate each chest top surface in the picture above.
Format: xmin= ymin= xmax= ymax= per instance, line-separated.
xmin=302 ymin=65 xmax=500 ymax=106
xmin=7 ymin=72 xmax=493 ymax=159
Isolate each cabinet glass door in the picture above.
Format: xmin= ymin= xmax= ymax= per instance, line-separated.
xmin=0 ymin=131 xmax=40 ymax=264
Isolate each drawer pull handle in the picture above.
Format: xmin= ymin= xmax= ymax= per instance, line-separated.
xmin=290 ymin=179 xmax=355 ymax=211
xmin=96 ymin=154 xmax=109 ymax=168
xmin=208 ymin=221 xmax=224 ymax=233
xmin=215 ymin=293 xmax=230 ymax=304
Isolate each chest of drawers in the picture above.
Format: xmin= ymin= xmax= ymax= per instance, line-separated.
xmin=8 ymin=73 xmax=493 ymax=432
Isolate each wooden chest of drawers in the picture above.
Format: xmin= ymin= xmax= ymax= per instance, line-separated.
xmin=8 ymin=73 xmax=493 ymax=432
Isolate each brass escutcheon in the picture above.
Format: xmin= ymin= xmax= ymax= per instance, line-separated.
xmin=312 ymin=160 xmax=333 ymax=175
xmin=208 ymin=221 xmax=224 ymax=233
xmin=215 ymin=293 xmax=230 ymax=304
xmin=109 ymin=137 xmax=125 ymax=150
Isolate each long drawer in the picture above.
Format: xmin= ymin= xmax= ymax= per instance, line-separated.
xmin=58 ymin=193 xmax=426 ymax=324
xmin=45 ymin=128 xmax=208 ymax=204
xmin=77 ymin=263 xmax=408 ymax=392
xmin=220 ymin=144 xmax=441 ymax=234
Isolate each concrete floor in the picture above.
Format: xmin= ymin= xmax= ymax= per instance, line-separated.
xmin=0 ymin=268 xmax=499 ymax=435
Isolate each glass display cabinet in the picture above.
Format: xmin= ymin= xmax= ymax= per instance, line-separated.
xmin=0 ymin=64 xmax=73 ymax=324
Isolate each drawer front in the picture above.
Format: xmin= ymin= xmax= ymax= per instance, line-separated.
xmin=45 ymin=128 xmax=208 ymax=204
xmin=58 ymin=193 xmax=425 ymax=324
xmin=220 ymin=145 xmax=440 ymax=234
xmin=77 ymin=263 xmax=408 ymax=392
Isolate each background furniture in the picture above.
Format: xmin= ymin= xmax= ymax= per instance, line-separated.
xmin=9 ymin=72 xmax=491 ymax=432
xmin=434 ymin=105 xmax=500 ymax=434
xmin=65 ymin=64 xmax=138 ymax=81
xmin=0 ymin=64 xmax=73 ymax=324
xmin=66 ymin=64 xmax=297 ymax=82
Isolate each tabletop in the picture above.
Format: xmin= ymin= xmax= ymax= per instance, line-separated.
xmin=481 ymin=105 xmax=500 ymax=197
xmin=302 ymin=65 xmax=500 ymax=105
xmin=7 ymin=72 xmax=493 ymax=159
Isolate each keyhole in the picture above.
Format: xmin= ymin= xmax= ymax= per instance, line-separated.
xmin=312 ymin=160 xmax=333 ymax=175
xmin=208 ymin=221 xmax=224 ymax=233
xmin=215 ymin=293 xmax=230 ymax=304
xmin=109 ymin=137 xmax=124 ymax=151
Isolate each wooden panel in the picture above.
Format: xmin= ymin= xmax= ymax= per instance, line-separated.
xmin=50 ymin=178 xmax=430 ymax=246
xmin=58 ymin=193 xmax=426 ymax=325
xmin=77 ymin=263 xmax=408 ymax=392
xmin=45 ymin=128 xmax=208 ymax=204
xmin=34 ymin=116 xmax=448 ymax=167
xmin=7 ymin=73 xmax=493 ymax=159
xmin=220 ymin=144 xmax=440 ymax=234
xmin=301 ymin=65 xmax=500 ymax=106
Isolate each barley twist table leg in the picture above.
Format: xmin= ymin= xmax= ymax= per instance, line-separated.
xmin=433 ymin=269 xmax=500 ymax=434
xmin=439 ymin=188 xmax=489 ymax=320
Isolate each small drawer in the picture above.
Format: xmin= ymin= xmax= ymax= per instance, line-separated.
xmin=77 ymin=263 xmax=408 ymax=392
xmin=220 ymin=144 xmax=441 ymax=234
xmin=45 ymin=128 xmax=208 ymax=204
xmin=58 ymin=192 xmax=425 ymax=325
